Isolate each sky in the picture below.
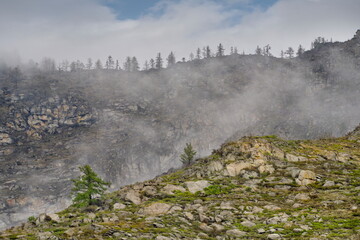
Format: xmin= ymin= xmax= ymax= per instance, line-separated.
xmin=0 ymin=0 xmax=360 ymax=66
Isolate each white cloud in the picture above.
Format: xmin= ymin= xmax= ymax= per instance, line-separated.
xmin=0 ymin=0 xmax=359 ymax=65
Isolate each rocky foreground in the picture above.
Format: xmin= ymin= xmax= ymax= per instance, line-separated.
xmin=1 ymin=126 xmax=360 ymax=240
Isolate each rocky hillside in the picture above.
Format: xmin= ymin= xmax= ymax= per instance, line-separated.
xmin=2 ymin=125 xmax=360 ymax=240
xmin=0 ymin=30 xmax=359 ymax=230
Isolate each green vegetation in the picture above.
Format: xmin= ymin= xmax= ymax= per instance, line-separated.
xmin=71 ymin=165 xmax=110 ymax=207
xmin=180 ymin=143 xmax=196 ymax=166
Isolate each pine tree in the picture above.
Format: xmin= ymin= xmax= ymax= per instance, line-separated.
xmin=255 ymin=46 xmax=262 ymax=55
xmin=205 ymin=46 xmax=212 ymax=58
xmin=143 ymin=60 xmax=150 ymax=71
xmin=296 ymin=45 xmax=305 ymax=57
xmin=131 ymin=57 xmax=139 ymax=72
xmin=167 ymin=51 xmax=176 ymax=67
xmin=285 ymin=47 xmax=294 ymax=59
xmin=71 ymin=165 xmax=110 ymax=207
xmin=263 ymin=44 xmax=271 ymax=56
xmin=180 ymin=143 xmax=196 ymax=166
xmin=123 ymin=56 xmax=131 ymax=72
xmin=189 ymin=52 xmax=194 ymax=61
xmin=196 ymin=48 xmax=201 ymax=59
xmin=149 ymin=58 xmax=155 ymax=69
xmin=105 ymin=56 xmax=114 ymax=70
xmin=95 ymin=59 xmax=103 ymax=70
xmin=86 ymin=58 xmax=93 ymax=70
xmin=155 ymin=53 xmax=163 ymax=69
xmin=216 ymin=43 xmax=224 ymax=57
xmin=234 ymin=47 xmax=238 ymax=54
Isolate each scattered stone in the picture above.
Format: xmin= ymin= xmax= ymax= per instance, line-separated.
xmin=226 ymin=229 xmax=246 ymax=237
xmin=241 ymin=220 xmax=256 ymax=228
xmin=184 ymin=212 xmax=194 ymax=221
xmin=113 ymin=203 xmax=126 ymax=210
xmin=162 ymin=184 xmax=186 ymax=195
xmin=185 ymin=180 xmax=210 ymax=193
xmin=155 ymin=236 xmax=171 ymax=240
xmin=125 ymin=189 xmax=142 ymax=205
xmin=208 ymin=161 xmax=223 ymax=172
xmin=259 ymin=165 xmax=275 ymax=174
xmin=143 ymin=186 xmax=158 ymax=196
xmin=294 ymin=193 xmax=310 ymax=201
xmin=323 ymin=180 xmax=335 ymax=187
xmin=268 ymin=233 xmax=281 ymax=239
xmin=286 ymin=153 xmax=307 ymax=162
xmin=143 ymin=202 xmax=172 ymax=216
xmin=264 ymin=205 xmax=281 ymax=211
xmin=296 ymin=170 xmax=316 ymax=186
xmin=211 ymin=223 xmax=225 ymax=232
xmin=199 ymin=223 xmax=213 ymax=232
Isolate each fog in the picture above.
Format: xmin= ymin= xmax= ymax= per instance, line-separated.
xmin=0 ymin=34 xmax=360 ymax=229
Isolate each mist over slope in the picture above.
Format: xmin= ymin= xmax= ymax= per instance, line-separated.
xmin=0 ymin=30 xmax=359 ymax=229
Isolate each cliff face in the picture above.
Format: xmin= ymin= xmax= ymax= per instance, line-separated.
xmin=2 ymin=126 xmax=360 ymax=239
xmin=0 ymin=30 xmax=360 ymax=230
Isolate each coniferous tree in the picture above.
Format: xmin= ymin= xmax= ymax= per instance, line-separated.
xmin=70 ymin=61 xmax=77 ymax=72
xmin=189 ymin=52 xmax=194 ymax=61
xmin=280 ymin=50 xmax=284 ymax=59
xmin=263 ymin=44 xmax=272 ymax=56
xmin=123 ymin=57 xmax=131 ymax=72
xmin=131 ymin=57 xmax=139 ymax=72
xmin=105 ymin=56 xmax=114 ymax=70
xmin=255 ymin=46 xmax=262 ymax=55
xmin=234 ymin=47 xmax=238 ymax=54
xmin=62 ymin=60 xmax=69 ymax=71
xmin=180 ymin=143 xmax=196 ymax=166
xmin=71 ymin=165 xmax=110 ymax=207
xmin=95 ymin=59 xmax=103 ymax=70
xmin=205 ymin=46 xmax=212 ymax=58
xmin=149 ymin=58 xmax=155 ymax=69
xmin=143 ymin=60 xmax=149 ymax=71
xmin=296 ymin=45 xmax=305 ymax=57
xmin=167 ymin=51 xmax=176 ymax=67
xmin=285 ymin=47 xmax=294 ymax=59
xmin=155 ymin=53 xmax=163 ymax=69
xmin=115 ymin=60 xmax=120 ymax=70
xmin=196 ymin=48 xmax=201 ymax=59
xmin=86 ymin=58 xmax=93 ymax=70
xmin=216 ymin=43 xmax=225 ymax=57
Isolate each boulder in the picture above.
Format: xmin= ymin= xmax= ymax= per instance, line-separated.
xmin=162 ymin=184 xmax=186 ymax=195
xmin=296 ymin=170 xmax=316 ymax=186
xmin=208 ymin=161 xmax=223 ymax=172
xmin=286 ymin=153 xmax=308 ymax=162
xmin=226 ymin=229 xmax=246 ymax=237
xmin=0 ymin=133 xmax=13 ymax=145
xmin=143 ymin=202 xmax=172 ymax=216
xmin=258 ymin=165 xmax=275 ymax=174
xmin=225 ymin=162 xmax=251 ymax=176
xmin=124 ymin=189 xmax=141 ymax=205
xmin=113 ymin=203 xmax=126 ymax=210
xmin=185 ymin=180 xmax=210 ymax=193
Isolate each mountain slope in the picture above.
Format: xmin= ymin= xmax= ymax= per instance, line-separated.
xmin=0 ymin=30 xmax=360 ymax=230
xmin=2 ymin=126 xmax=360 ymax=240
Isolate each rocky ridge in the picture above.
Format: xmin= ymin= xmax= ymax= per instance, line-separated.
xmin=2 ymin=126 xmax=360 ymax=239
